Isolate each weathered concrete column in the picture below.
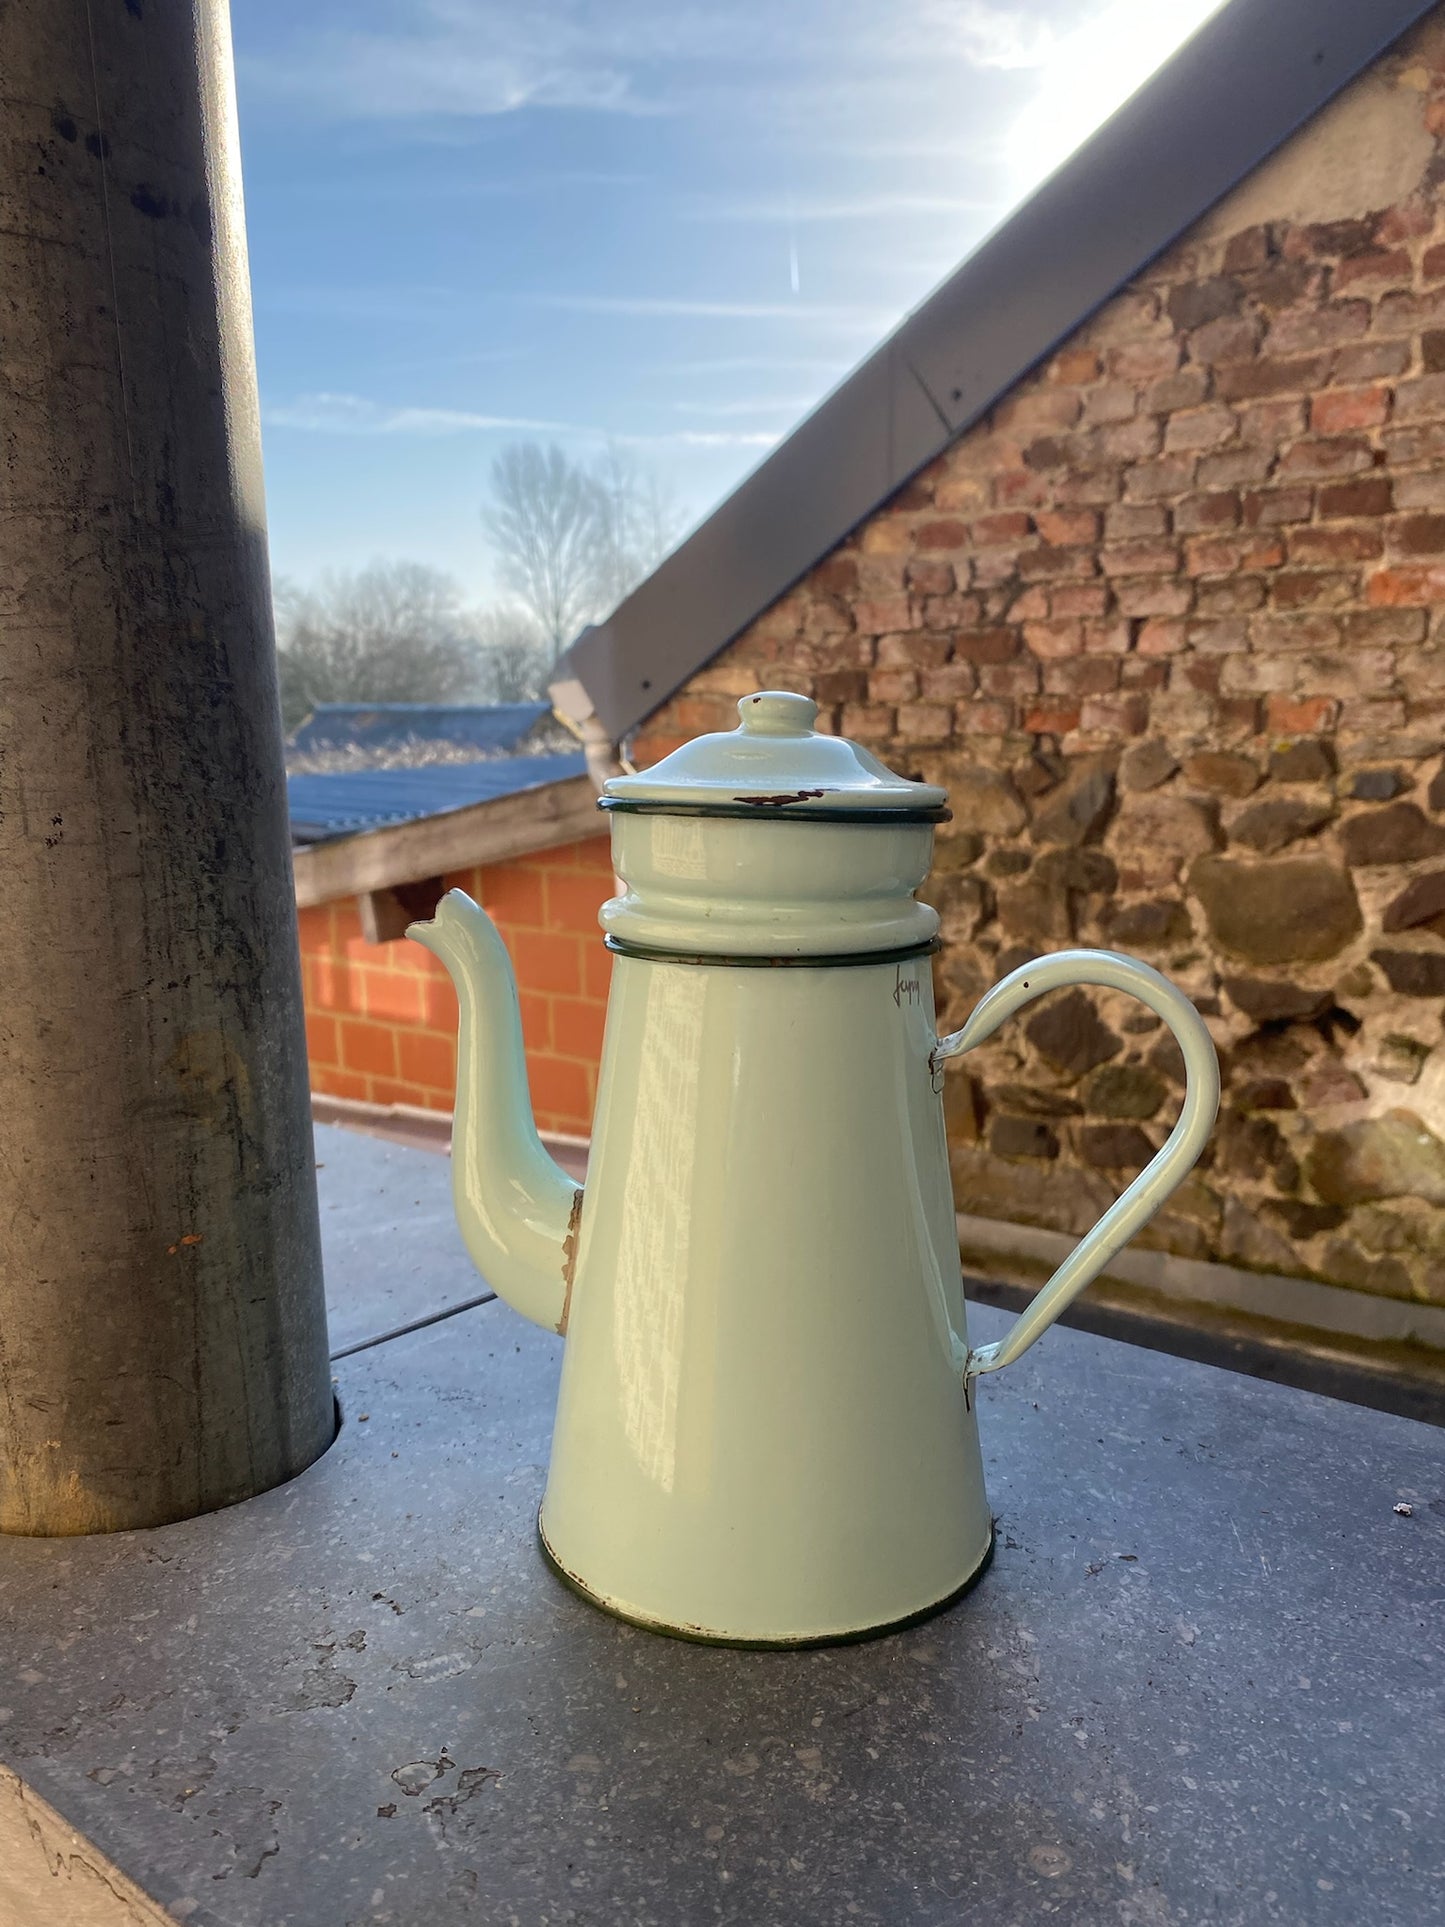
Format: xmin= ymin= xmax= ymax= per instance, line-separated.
xmin=0 ymin=2 xmax=333 ymax=1532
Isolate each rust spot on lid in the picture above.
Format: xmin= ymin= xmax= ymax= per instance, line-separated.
xmin=165 ymin=1233 xmax=204 ymax=1255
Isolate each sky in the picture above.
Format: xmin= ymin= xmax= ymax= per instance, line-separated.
xmin=232 ymin=0 xmax=1227 ymax=605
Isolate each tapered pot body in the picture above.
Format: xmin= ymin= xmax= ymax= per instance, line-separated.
xmin=539 ymin=948 xmax=992 ymax=1644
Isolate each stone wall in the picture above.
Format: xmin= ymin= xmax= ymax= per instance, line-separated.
xmin=631 ymin=13 xmax=1445 ymax=1312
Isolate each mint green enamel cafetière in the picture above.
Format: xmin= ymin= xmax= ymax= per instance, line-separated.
xmin=410 ymin=692 xmax=1219 ymax=1645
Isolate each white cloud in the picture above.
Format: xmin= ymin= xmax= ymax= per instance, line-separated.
xmin=530 ymin=293 xmax=892 ymax=335
xmin=284 ymin=166 xmax=651 ymax=204
xmin=240 ymin=0 xmax=778 ymax=123
xmin=672 ymin=396 xmax=818 ymax=417
xmin=688 ymin=191 xmax=1000 ymax=224
xmin=240 ymin=1 xmax=1074 ymax=127
xmin=255 ymin=284 xmax=467 ymax=322
xmin=998 ymin=0 xmax=1229 ymax=195
xmin=944 ymin=2 xmax=1059 ymax=72
xmin=258 ymin=283 xmax=890 ymax=335
xmin=369 ymin=344 xmax=533 ymax=377
xmin=240 ymin=1 xmax=649 ymax=121
xmin=669 ymin=431 xmax=780 ymax=447
xmin=262 ymin=392 xmax=575 ymax=436
xmin=663 ymin=355 xmax=851 ymax=375
xmin=261 ymin=390 xmax=780 ymax=450
xmin=624 ymin=430 xmax=782 ymax=449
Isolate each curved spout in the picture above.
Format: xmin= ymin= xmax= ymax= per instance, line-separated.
xmin=408 ymin=890 xmax=581 ymax=1333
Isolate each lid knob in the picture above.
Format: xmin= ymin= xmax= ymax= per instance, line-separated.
xmin=738 ymin=691 xmax=818 ymax=737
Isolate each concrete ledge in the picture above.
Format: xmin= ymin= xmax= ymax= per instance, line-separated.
xmin=310 ymin=1091 xmax=590 ymax=1179
xmin=957 ymin=1211 xmax=1445 ymax=1350
xmin=311 ymin=1091 xmax=452 ymax=1153
xmin=0 ymin=1766 xmax=174 ymax=1927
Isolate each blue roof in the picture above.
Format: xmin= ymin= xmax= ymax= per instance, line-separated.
xmin=288 ymin=701 xmax=551 ymax=759
xmin=288 ymin=752 xmax=589 ymax=844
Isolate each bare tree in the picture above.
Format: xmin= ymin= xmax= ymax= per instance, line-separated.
xmin=482 ymin=442 xmax=682 ymax=657
xmin=274 ymin=560 xmax=480 ymax=730
xmin=473 ymin=606 xmax=553 ymax=702
xmin=482 ymin=444 xmax=606 ymax=656
xmin=591 ymin=443 xmax=684 ymax=614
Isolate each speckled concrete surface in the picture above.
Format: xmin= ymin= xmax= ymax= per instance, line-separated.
xmin=1 ymin=1132 xmax=1441 ymax=1927
xmin=313 ymin=1123 xmax=489 ymax=1355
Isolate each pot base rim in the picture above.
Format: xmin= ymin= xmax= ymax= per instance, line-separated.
xmin=536 ymin=1512 xmax=995 ymax=1650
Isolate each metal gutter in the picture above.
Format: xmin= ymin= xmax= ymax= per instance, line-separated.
xmin=551 ymin=0 xmax=1438 ymax=744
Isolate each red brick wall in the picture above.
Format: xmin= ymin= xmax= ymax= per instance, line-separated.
xmin=629 ymin=20 xmax=1445 ymax=1308
xmin=301 ymin=836 xmax=614 ymax=1137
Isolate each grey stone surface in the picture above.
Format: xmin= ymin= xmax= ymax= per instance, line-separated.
xmin=314 ymin=1123 xmax=489 ymax=1355
xmin=1190 ymin=854 xmax=1362 ymax=965
xmin=1 ymin=1132 xmax=1442 ymax=1926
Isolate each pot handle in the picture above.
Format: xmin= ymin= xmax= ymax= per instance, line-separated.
xmin=932 ymin=949 xmax=1219 ymax=1385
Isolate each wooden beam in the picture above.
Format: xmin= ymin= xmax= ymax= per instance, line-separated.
xmin=292 ymin=776 xmax=603 ymax=909
xmin=355 ymin=877 xmax=454 ymax=944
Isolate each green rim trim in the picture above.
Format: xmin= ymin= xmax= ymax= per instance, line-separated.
xmin=598 ymin=798 xmax=951 ymax=824
xmin=537 ymin=1514 xmax=995 ymax=1650
xmin=603 ymin=934 xmax=941 ymax=969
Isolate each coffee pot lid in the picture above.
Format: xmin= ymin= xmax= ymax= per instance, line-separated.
xmin=600 ymin=692 xmax=947 ymax=819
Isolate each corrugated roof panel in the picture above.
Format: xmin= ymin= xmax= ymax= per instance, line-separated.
xmin=288 ymin=702 xmax=551 ymax=759
xmin=287 ymin=752 xmax=589 ymax=844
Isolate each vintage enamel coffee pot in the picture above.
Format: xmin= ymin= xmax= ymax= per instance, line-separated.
xmin=411 ymin=692 xmax=1219 ymax=1645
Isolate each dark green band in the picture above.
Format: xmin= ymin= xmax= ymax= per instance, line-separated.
xmin=597 ymin=798 xmax=951 ymax=825
xmin=603 ymin=935 xmax=941 ymax=969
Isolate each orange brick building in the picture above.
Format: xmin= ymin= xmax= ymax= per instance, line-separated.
xmin=292 ymin=765 xmax=610 ymax=1140
xmin=299 ymin=839 xmax=613 ymax=1138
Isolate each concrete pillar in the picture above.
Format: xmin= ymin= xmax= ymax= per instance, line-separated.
xmin=0 ymin=2 xmax=334 ymax=1532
